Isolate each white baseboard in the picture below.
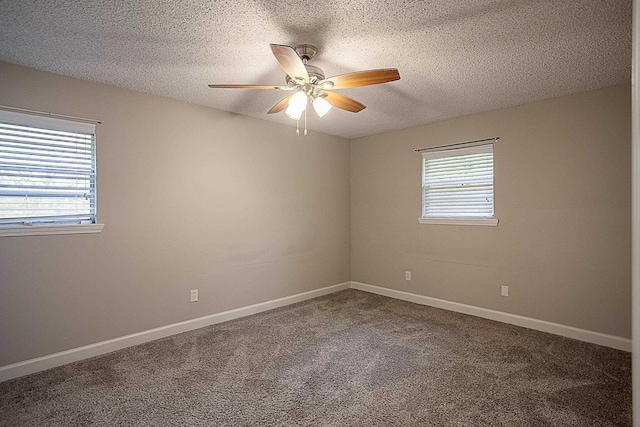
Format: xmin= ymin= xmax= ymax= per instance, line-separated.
xmin=350 ymin=281 xmax=632 ymax=352
xmin=0 ymin=282 xmax=351 ymax=382
xmin=1 ymin=280 xmax=630 ymax=382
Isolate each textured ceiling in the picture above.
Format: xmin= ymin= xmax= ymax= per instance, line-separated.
xmin=0 ymin=0 xmax=632 ymax=139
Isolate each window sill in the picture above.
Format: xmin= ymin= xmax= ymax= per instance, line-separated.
xmin=0 ymin=223 xmax=104 ymax=237
xmin=418 ymin=218 xmax=499 ymax=226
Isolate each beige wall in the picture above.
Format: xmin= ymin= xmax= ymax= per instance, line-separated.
xmin=351 ymin=84 xmax=631 ymax=338
xmin=0 ymin=62 xmax=351 ymax=366
xmin=0 ymin=60 xmax=631 ymax=367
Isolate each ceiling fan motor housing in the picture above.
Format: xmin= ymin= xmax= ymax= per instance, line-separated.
xmin=286 ymin=64 xmax=325 ymax=86
xmin=294 ymin=44 xmax=318 ymax=62
xmin=284 ymin=44 xmax=325 ymax=86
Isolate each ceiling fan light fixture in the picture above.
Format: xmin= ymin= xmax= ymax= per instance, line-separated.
xmin=289 ymin=91 xmax=307 ymax=109
xmin=312 ymin=96 xmax=332 ymax=117
xmin=285 ymin=91 xmax=308 ymax=120
xmin=285 ymin=104 xmax=304 ymax=120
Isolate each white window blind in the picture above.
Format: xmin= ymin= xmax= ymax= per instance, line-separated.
xmin=421 ymin=144 xmax=494 ymax=219
xmin=0 ymin=110 xmax=97 ymax=226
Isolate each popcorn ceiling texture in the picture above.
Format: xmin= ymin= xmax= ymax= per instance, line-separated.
xmin=0 ymin=0 xmax=632 ymax=139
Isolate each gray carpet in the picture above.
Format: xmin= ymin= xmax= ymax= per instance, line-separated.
xmin=0 ymin=289 xmax=632 ymax=426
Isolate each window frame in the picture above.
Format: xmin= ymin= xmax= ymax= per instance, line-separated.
xmin=418 ymin=143 xmax=498 ymax=227
xmin=0 ymin=109 xmax=104 ymax=237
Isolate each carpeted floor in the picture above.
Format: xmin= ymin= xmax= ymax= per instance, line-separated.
xmin=0 ymin=289 xmax=632 ymax=426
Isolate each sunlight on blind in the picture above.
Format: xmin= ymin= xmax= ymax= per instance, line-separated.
xmin=0 ymin=116 xmax=96 ymax=226
xmin=422 ymin=144 xmax=494 ymax=218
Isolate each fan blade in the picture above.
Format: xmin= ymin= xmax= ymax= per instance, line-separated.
xmin=318 ymin=69 xmax=400 ymax=89
xmin=267 ymin=95 xmax=293 ymax=114
xmin=320 ymin=91 xmax=366 ymax=113
xmin=270 ymin=44 xmax=309 ymax=84
xmin=208 ymin=84 xmax=292 ymax=90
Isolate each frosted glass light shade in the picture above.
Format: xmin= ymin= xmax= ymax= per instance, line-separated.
xmin=312 ymin=96 xmax=332 ymax=117
xmin=285 ymin=104 xmax=303 ymax=120
xmin=285 ymin=92 xmax=307 ymax=120
xmin=289 ymin=91 xmax=307 ymax=109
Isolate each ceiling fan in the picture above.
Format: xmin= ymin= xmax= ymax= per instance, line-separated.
xmin=208 ymin=44 xmax=400 ymax=134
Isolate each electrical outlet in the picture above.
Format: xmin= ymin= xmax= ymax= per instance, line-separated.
xmin=190 ymin=289 xmax=198 ymax=302
xmin=501 ymin=285 xmax=509 ymax=297
xmin=405 ymin=271 xmax=412 ymax=281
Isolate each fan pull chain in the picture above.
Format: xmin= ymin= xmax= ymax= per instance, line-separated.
xmin=304 ymin=107 xmax=308 ymax=136
xmin=296 ymin=119 xmax=300 ymax=136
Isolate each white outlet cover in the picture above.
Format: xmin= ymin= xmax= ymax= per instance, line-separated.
xmin=501 ymin=285 xmax=509 ymax=297
xmin=190 ymin=289 xmax=198 ymax=302
xmin=405 ymin=271 xmax=411 ymax=281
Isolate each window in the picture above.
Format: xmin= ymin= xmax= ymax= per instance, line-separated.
xmin=419 ymin=143 xmax=497 ymax=226
xmin=0 ymin=109 xmax=103 ymax=236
